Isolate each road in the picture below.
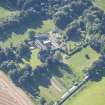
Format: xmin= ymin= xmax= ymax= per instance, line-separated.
xmin=0 ymin=71 xmax=34 ymax=105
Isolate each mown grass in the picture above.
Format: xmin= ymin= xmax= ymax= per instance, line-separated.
xmin=94 ymin=0 xmax=105 ymax=11
xmin=64 ymin=77 xmax=105 ymax=105
xmin=64 ymin=46 xmax=100 ymax=79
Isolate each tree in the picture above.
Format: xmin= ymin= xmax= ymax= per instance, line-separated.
xmin=0 ymin=50 xmax=6 ymax=63
xmin=7 ymin=62 xmax=17 ymax=70
xmin=18 ymin=64 xmax=32 ymax=86
xmin=17 ymin=43 xmax=31 ymax=59
xmin=8 ymin=69 xmax=20 ymax=84
xmin=54 ymin=51 xmax=62 ymax=61
xmin=5 ymin=48 xmax=16 ymax=61
xmin=53 ymin=10 xmax=72 ymax=29
xmin=28 ymin=30 xmax=36 ymax=40
xmin=40 ymin=97 xmax=46 ymax=105
xmin=88 ymin=57 xmax=105 ymax=81
xmin=66 ymin=20 xmax=82 ymax=41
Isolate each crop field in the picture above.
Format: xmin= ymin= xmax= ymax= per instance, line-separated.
xmin=0 ymin=71 xmax=34 ymax=105
xmin=64 ymin=77 xmax=105 ymax=105
xmin=64 ymin=46 xmax=100 ymax=79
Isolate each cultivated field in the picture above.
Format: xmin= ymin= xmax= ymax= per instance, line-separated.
xmin=0 ymin=71 xmax=34 ymax=105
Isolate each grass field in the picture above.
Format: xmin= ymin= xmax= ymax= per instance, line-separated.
xmin=65 ymin=46 xmax=100 ymax=79
xmin=65 ymin=77 xmax=105 ymax=105
xmin=0 ymin=20 xmax=55 ymax=48
xmin=94 ymin=0 xmax=105 ymax=11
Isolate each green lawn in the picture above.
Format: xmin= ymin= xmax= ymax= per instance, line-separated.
xmin=0 ymin=20 xmax=55 ymax=48
xmin=65 ymin=46 xmax=100 ymax=79
xmin=94 ymin=0 xmax=105 ymax=11
xmin=65 ymin=77 xmax=105 ymax=105
xmin=20 ymin=49 xmax=41 ymax=69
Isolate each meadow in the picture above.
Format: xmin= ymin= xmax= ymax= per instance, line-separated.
xmin=64 ymin=77 xmax=105 ymax=105
xmin=64 ymin=46 xmax=100 ymax=79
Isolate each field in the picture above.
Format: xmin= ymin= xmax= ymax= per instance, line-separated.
xmin=64 ymin=46 xmax=100 ymax=79
xmin=0 ymin=71 xmax=34 ymax=105
xmin=64 ymin=77 xmax=105 ymax=105
xmin=94 ymin=0 xmax=105 ymax=11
